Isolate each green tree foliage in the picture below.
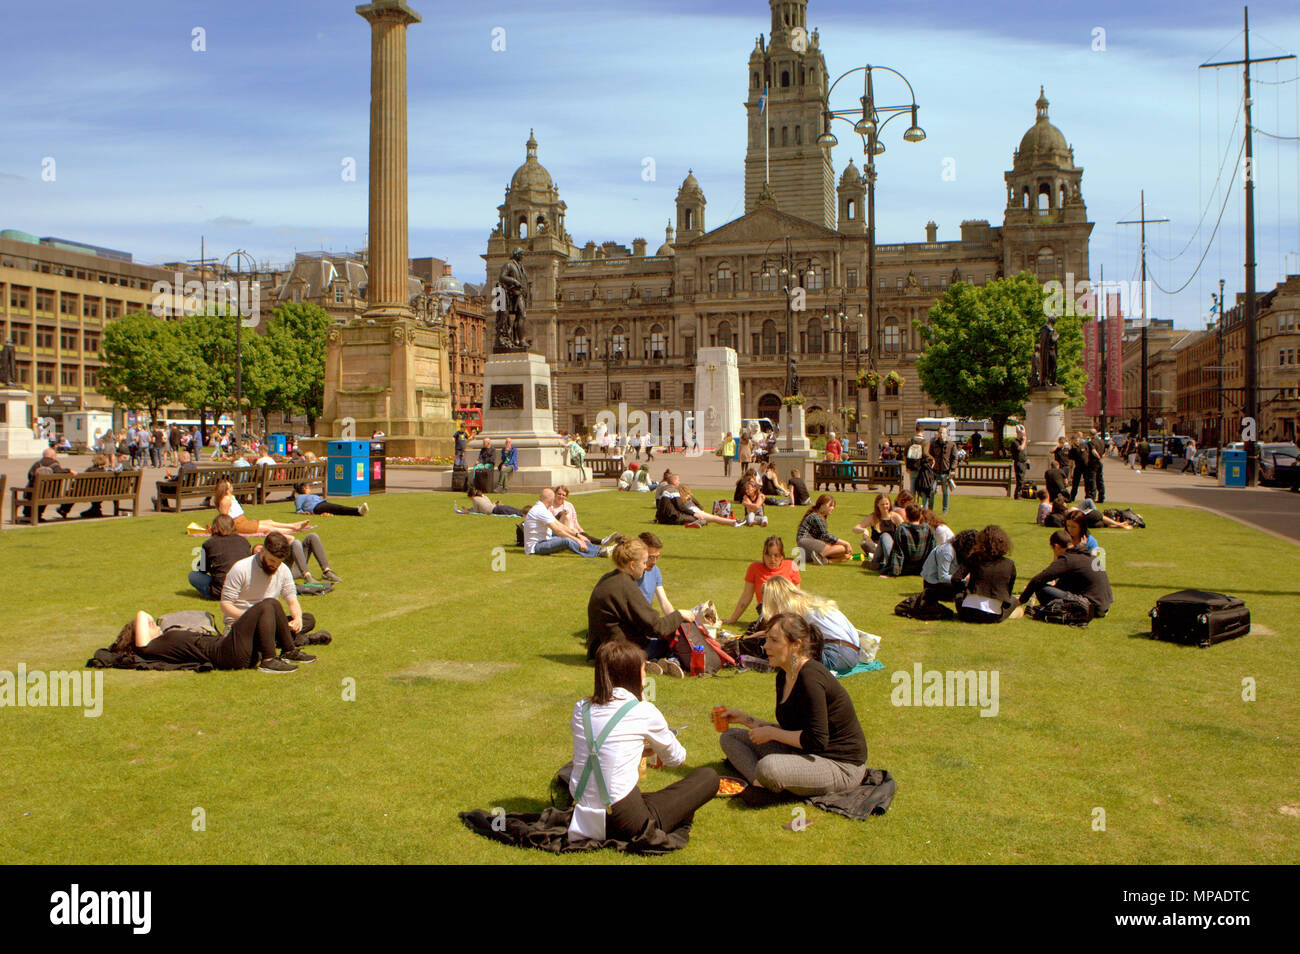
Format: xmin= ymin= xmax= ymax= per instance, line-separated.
xmin=98 ymin=311 xmax=197 ymax=421
xmin=263 ymin=303 xmax=331 ymax=431
xmin=915 ymin=272 xmax=1085 ymax=452
xmin=177 ymin=309 xmax=253 ymax=430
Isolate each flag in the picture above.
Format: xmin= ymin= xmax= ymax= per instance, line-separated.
xmin=1084 ymin=319 xmax=1099 ymax=417
xmin=758 ymin=86 xmax=768 ymax=115
xmin=1106 ymin=294 xmax=1123 ymax=416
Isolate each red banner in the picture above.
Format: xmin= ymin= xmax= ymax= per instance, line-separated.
xmin=1106 ymin=294 xmax=1123 ymax=416
xmin=1084 ymin=318 xmax=1099 ymax=417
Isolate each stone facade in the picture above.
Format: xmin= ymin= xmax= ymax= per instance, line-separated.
xmin=482 ymin=2 xmax=1093 ymax=448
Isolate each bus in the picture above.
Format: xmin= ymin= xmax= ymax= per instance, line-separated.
xmin=453 ymin=407 xmax=483 ymax=437
xmin=914 ymin=417 xmax=957 ymax=440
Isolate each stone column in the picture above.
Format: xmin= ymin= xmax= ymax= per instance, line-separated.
xmin=357 ymin=0 xmax=420 ymax=319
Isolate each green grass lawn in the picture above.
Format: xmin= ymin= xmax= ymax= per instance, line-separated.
xmin=1 ymin=488 xmax=1296 ymax=864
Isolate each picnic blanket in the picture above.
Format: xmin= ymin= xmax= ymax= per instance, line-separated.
xmin=833 ymin=659 xmax=885 ymax=679
xmin=458 ymin=807 xmax=691 ymax=855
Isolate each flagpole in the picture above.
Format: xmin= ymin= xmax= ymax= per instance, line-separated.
xmin=763 ymin=85 xmax=770 ymax=185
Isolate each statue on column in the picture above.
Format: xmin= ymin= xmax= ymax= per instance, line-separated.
xmin=1036 ymin=315 xmax=1059 ymax=387
xmin=494 ymin=247 xmax=529 ymax=353
xmin=789 ymin=359 xmax=800 ymax=398
xmin=0 ymin=337 xmax=17 ymax=387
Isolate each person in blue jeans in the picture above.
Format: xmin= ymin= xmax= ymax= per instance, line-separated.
xmin=759 ymin=575 xmax=869 ymax=674
xmin=522 ymin=488 xmax=607 ymax=557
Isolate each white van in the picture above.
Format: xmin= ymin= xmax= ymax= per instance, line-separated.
xmin=914 ymin=417 xmax=957 ymax=440
xmin=741 ymin=418 xmax=776 ymax=436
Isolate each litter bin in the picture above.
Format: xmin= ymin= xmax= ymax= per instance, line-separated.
xmin=327 ymin=440 xmax=370 ymax=497
xmin=451 ymin=464 xmax=468 ymax=492
xmin=1220 ymin=449 xmax=1246 ymax=488
xmin=368 ymin=440 xmax=387 ymax=494
xmin=269 ymin=432 xmax=288 ymax=456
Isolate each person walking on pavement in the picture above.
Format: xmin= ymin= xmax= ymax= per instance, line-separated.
xmin=929 ymin=424 xmax=958 ymax=514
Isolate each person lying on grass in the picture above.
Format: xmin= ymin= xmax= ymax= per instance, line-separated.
xmin=292 ymin=482 xmax=369 ymax=518
xmin=759 ymin=575 xmax=865 ymax=675
xmin=586 ymin=538 xmax=692 ymax=666
xmin=722 ymin=535 xmax=802 ymax=627
xmin=568 ymin=639 xmax=719 ymax=844
xmin=1071 ymin=504 xmax=1134 ymax=530
xmin=655 ymin=471 xmax=740 ymax=527
xmin=115 ymin=597 xmax=316 ymax=674
xmin=459 ymin=484 xmax=525 ymax=516
xmin=717 ymin=614 xmax=868 ymax=806
xmin=214 ymin=479 xmax=309 ymax=536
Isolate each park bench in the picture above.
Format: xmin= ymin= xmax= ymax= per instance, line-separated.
xmin=155 ymin=465 xmax=262 ymax=513
xmin=812 ymin=459 xmax=904 ymax=492
xmin=9 ymin=470 xmax=143 ymax=526
xmin=587 ymin=457 xmax=624 ymax=480
xmin=952 ymin=462 xmax=1015 ymax=496
xmin=257 ymin=460 xmax=327 ymax=504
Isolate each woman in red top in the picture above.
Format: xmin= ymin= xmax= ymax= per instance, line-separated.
xmin=722 ymin=536 xmax=802 ymax=626
xmin=824 ymin=432 xmax=843 ymax=461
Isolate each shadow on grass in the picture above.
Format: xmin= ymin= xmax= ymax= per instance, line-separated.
xmin=540 ymin=653 xmax=590 ymax=668
xmin=1115 ymin=582 xmax=1300 ymax=596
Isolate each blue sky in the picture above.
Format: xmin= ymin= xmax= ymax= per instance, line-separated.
xmin=2 ymin=0 xmax=1298 ymax=329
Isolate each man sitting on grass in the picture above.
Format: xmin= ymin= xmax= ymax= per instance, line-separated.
xmin=219 ymin=532 xmax=330 ymax=649
xmin=522 ymin=488 xmax=608 ymax=557
xmin=586 ymin=538 xmax=692 ymax=664
xmin=881 ymin=504 xmax=935 ymax=578
xmin=1018 ymin=529 xmax=1114 ymax=618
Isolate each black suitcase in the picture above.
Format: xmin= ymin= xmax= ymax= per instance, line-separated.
xmin=451 ymin=465 xmax=468 ymax=492
xmin=1149 ymin=590 xmax=1250 ymax=647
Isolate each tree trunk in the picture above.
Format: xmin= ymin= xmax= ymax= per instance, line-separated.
xmin=991 ymin=414 xmax=1007 ymax=458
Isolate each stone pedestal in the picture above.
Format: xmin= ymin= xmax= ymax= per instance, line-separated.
xmin=693 ymin=347 xmax=740 ymax=450
xmin=0 ymin=389 xmax=49 ymax=459
xmin=778 ymin=403 xmax=813 ymax=456
xmin=1025 ymin=385 xmax=1067 ymax=477
xmin=437 ymin=352 xmax=581 ymax=491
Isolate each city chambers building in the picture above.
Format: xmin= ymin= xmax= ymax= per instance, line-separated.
xmin=483 ymin=0 xmax=1092 ymax=444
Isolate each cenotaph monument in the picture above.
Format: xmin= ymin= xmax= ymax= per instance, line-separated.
xmin=0 ymin=339 xmax=47 ymax=459
xmin=1024 ymin=314 xmax=1067 ymax=475
xmin=693 ymin=347 xmax=740 ymax=451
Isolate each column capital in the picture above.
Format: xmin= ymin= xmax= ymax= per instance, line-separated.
xmin=356 ymin=1 xmax=421 ymax=26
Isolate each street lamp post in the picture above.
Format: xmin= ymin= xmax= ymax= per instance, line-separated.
xmin=221 ymin=250 xmax=256 ymax=446
xmin=819 ymin=64 xmax=925 ymax=462
xmin=824 ymin=297 xmax=863 ymax=440
xmin=760 ymin=237 xmax=818 ymax=400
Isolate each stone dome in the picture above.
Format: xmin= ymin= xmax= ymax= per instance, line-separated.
xmin=839 ymin=159 xmax=863 ymax=186
xmin=677 ymin=169 xmax=703 ymax=197
xmin=509 ymin=129 xmax=554 ymax=193
xmin=656 ymin=222 xmax=676 ymax=256
xmin=1016 ymin=87 xmax=1069 ymax=164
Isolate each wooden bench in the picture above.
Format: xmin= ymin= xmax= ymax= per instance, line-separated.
xmin=812 ymin=459 xmax=904 ymax=492
xmin=155 ymin=466 xmax=262 ymax=513
xmin=257 ymin=460 xmax=328 ymax=504
xmin=952 ymin=462 xmax=1015 ymax=496
xmin=587 ymin=457 xmax=624 ymax=480
xmin=9 ymin=471 xmax=143 ymax=525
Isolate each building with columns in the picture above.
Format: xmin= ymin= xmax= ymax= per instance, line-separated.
xmin=483 ymin=0 xmax=1093 ymax=446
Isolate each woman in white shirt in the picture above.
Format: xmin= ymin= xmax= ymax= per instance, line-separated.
xmin=568 ymin=639 xmax=719 ymax=843
xmin=760 ymin=575 xmax=880 ymax=674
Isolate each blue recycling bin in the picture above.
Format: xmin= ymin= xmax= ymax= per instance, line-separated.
xmin=269 ymin=433 xmax=288 ymax=456
xmin=327 ymin=440 xmax=370 ymax=496
xmin=1219 ymin=449 xmax=1246 ymax=488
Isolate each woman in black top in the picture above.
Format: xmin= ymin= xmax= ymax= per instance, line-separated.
xmin=958 ymin=525 xmax=1018 ymax=623
xmin=189 ymin=514 xmax=253 ymax=599
xmin=718 ymin=614 xmax=867 ymax=804
xmin=114 ymin=598 xmax=310 ymax=673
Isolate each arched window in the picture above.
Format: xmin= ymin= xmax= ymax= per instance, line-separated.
xmin=573 ymin=327 xmax=589 ymax=359
xmin=781 ymin=126 xmax=788 ymax=146
xmin=611 ymin=325 xmax=626 ymax=358
xmin=753 ymin=71 xmax=759 ymax=89
xmin=769 ymin=126 xmax=775 ymax=147
xmin=517 ymin=217 xmax=527 ymax=239
xmin=683 ymin=208 xmax=694 ymax=231
xmin=649 ymin=324 xmax=665 ymax=358
xmin=1022 ymin=187 xmax=1030 ymax=210
xmin=1059 ymin=183 xmax=1067 ymax=207
xmin=1036 ymin=247 xmax=1055 ymax=282
xmin=883 ymin=321 xmax=902 ymax=353
xmin=781 ymin=69 xmax=790 ymax=88
xmin=795 ymin=125 xmax=802 ymax=145
xmin=806 ymin=317 xmax=823 ymax=353
xmin=846 ymin=199 xmax=856 ymax=221
xmin=717 ymin=320 xmax=733 ymax=349
xmin=799 ymin=67 xmax=806 ymax=86
xmin=1038 ymin=183 xmax=1051 ymax=212
xmin=762 ymin=319 xmax=777 ymax=355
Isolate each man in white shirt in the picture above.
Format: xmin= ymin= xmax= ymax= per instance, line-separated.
xmin=219 ymin=532 xmax=328 ymax=643
xmin=522 ymin=488 xmax=606 ymax=556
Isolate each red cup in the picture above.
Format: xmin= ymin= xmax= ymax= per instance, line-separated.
xmin=712 ymin=705 xmax=729 ymax=732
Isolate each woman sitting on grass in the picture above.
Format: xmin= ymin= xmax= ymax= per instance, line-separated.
xmin=717 ymin=613 xmax=868 ymax=805
xmin=852 ymin=493 xmax=902 ymax=567
xmin=586 ymin=538 xmax=692 ymax=664
xmin=1042 ymin=494 xmax=1070 ymax=528
xmin=759 ymin=575 xmax=868 ymax=675
xmin=796 ymin=494 xmax=855 ymax=564
xmin=722 ymin=536 xmax=802 ymax=626
xmin=740 ymin=475 xmax=769 ymax=527
xmin=655 ymin=471 xmax=740 ymax=527
xmin=957 ymin=525 xmax=1018 ymax=623
xmin=568 ymin=639 xmax=719 ymax=844
xmin=189 ymin=514 xmax=251 ymax=598
xmin=113 ymin=597 xmax=314 ymax=674
xmin=553 ymin=485 xmax=623 ymax=548
xmin=922 ymin=508 xmax=955 ymax=547
xmin=760 ymin=463 xmax=791 ymax=505
xmin=214 ymin=479 xmax=309 ymax=536
xmin=1064 ymin=511 xmax=1100 ymax=552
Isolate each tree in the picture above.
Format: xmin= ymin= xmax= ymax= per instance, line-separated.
xmin=98 ymin=311 xmax=197 ymax=423
xmin=177 ymin=308 xmax=264 ymax=436
xmin=914 ymin=272 xmax=1085 ymax=455
xmin=264 ymin=303 xmax=331 ymax=433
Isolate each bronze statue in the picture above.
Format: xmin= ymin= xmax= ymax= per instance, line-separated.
xmin=1037 ymin=315 xmax=1059 ymax=386
xmin=494 ymin=248 xmax=529 ymax=353
xmin=789 ymin=359 xmax=800 ymax=397
xmin=0 ymin=337 xmax=17 ymax=387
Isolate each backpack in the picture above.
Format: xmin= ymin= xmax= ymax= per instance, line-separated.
xmin=668 ymin=622 xmax=736 ymax=675
xmin=1122 ymin=508 xmax=1146 ymax=528
xmin=906 ymin=441 xmax=923 ymax=470
xmin=515 ymin=522 xmax=525 ymax=547
xmin=893 ymin=593 xmax=954 ymax=621
xmin=914 ymin=460 xmax=936 ymax=495
xmin=1025 ymin=593 xmax=1093 ymax=626
xmin=712 ymin=499 xmax=733 ymax=518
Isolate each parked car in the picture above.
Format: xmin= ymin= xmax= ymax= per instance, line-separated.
xmin=1259 ymin=443 xmax=1300 ymax=488
xmin=1195 ymin=448 xmax=1219 ymax=477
